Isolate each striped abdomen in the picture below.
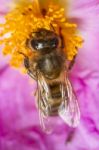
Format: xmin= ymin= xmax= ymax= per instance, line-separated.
xmin=48 ymin=82 xmax=62 ymax=116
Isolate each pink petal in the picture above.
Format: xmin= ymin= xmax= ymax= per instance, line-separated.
xmin=0 ymin=0 xmax=99 ymax=150
xmin=66 ymin=0 xmax=99 ymax=149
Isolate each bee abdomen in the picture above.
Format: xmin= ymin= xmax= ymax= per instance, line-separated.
xmin=52 ymin=92 xmax=61 ymax=99
xmin=49 ymin=82 xmax=62 ymax=116
xmin=49 ymin=100 xmax=61 ymax=116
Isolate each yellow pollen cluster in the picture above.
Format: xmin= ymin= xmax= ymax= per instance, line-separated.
xmin=0 ymin=0 xmax=83 ymax=69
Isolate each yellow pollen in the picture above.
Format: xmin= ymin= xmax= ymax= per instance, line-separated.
xmin=0 ymin=0 xmax=83 ymax=70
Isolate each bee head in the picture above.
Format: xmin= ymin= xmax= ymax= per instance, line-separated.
xmin=27 ymin=28 xmax=59 ymax=53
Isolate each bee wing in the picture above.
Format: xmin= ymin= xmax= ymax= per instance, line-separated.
xmin=37 ymin=73 xmax=54 ymax=133
xmin=58 ymin=72 xmax=80 ymax=127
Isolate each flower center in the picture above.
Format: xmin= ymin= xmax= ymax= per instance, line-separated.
xmin=0 ymin=0 xmax=83 ymax=70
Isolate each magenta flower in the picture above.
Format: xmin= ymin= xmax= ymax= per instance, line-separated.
xmin=0 ymin=0 xmax=99 ymax=150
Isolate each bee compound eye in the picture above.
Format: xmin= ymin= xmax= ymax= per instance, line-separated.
xmin=30 ymin=39 xmax=38 ymax=50
xmin=30 ymin=39 xmax=44 ymax=51
xmin=50 ymin=38 xmax=59 ymax=48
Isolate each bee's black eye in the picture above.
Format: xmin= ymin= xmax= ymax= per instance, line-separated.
xmin=29 ymin=37 xmax=59 ymax=52
xmin=30 ymin=39 xmax=44 ymax=50
xmin=50 ymin=38 xmax=59 ymax=48
xmin=30 ymin=39 xmax=38 ymax=49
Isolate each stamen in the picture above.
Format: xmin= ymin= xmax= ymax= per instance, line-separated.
xmin=0 ymin=0 xmax=83 ymax=69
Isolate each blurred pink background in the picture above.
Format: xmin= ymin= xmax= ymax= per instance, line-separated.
xmin=0 ymin=0 xmax=99 ymax=150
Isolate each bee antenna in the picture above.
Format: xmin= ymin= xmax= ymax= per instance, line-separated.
xmin=50 ymin=23 xmax=55 ymax=32
xmin=18 ymin=51 xmax=27 ymax=58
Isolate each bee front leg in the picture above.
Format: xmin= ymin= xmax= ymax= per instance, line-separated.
xmin=24 ymin=56 xmax=30 ymax=69
xmin=24 ymin=57 xmax=36 ymax=80
xmin=68 ymin=55 xmax=76 ymax=70
xmin=59 ymin=27 xmax=65 ymax=49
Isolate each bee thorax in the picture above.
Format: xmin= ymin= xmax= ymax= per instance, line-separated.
xmin=37 ymin=52 xmax=64 ymax=79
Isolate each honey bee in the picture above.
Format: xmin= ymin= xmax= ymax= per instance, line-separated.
xmin=21 ymin=27 xmax=80 ymax=133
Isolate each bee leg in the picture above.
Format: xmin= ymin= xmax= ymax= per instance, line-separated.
xmin=68 ymin=55 xmax=76 ymax=70
xmin=24 ymin=57 xmax=37 ymax=80
xmin=24 ymin=56 xmax=30 ymax=69
xmin=59 ymin=28 xmax=65 ymax=49
xmin=18 ymin=51 xmax=37 ymax=79
xmin=65 ymin=129 xmax=75 ymax=143
xmin=60 ymin=34 xmax=65 ymax=49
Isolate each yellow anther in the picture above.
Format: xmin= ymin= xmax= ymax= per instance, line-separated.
xmin=60 ymin=18 xmax=66 ymax=22
xmin=49 ymin=8 xmax=53 ymax=12
xmin=0 ymin=1 xmax=83 ymax=69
